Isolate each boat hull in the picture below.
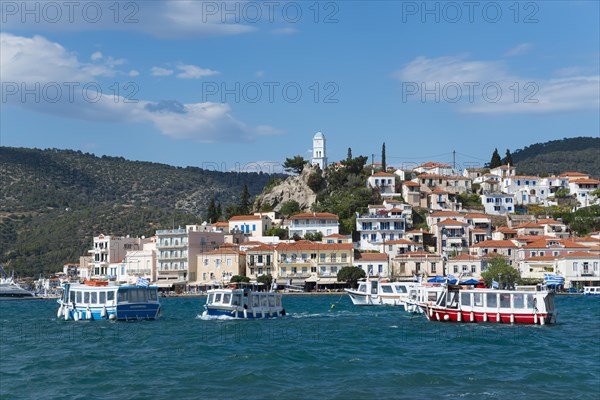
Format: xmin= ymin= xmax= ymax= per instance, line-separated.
xmin=421 ymin=305 xmax=554 ymax=325
xmin=204 ymin=307 xmax=282 ymax=319
xmin=345 ymin=290 xmax=405 ymax=306
xmin=61 ymin=303 xmax=160 ymax=320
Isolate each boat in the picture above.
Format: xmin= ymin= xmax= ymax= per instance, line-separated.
xmin=202 ymin=284 xmax=285 ymax=319
xmin=0 ymin=278 xmax=37 ymax=300
xmin=345 ymin=278 xmax=415 ymax=306
xmin=418 ymin=285 xmax=556 ymax=325
xmin=583 ymin=286 xmax=600 ymax=296
xmin=57 ymin=281 xmax=161 ymax=321
xmin=404 ymin=283 xmax=445 ymax=313
xmin=0 ymin=265 xmax=37 ymax=300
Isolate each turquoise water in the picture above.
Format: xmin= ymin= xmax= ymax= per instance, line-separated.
xmin=1 ymin=295 xmax=599 ymax=399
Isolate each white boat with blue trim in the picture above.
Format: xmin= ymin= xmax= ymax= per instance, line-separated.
xmin=202 ymin=285 xmax=285 ymax=319
xmin=57 ymin=280 xmax=161 ymax=321
xmin=345 ymin=278 xmax=415 ymax=306
xmin=583 ymin=286 xmax=600 ymax=296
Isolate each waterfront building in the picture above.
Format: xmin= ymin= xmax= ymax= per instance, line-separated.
xmin=197 ymin=248 xmax=246 ymax=285
xmin=354 ymin=252 xmax=389 ymax=278
xmin=89 ymin=234 xmax=150 ymax=278
xmin=287 ymin=212 xmax=339 ymax=238
xmin=155 ymin=225 xmax=225 ymax=286
xmin=391 ymin=251 xmax=443 ymax=278
xmin=356 ymin=202 xmax=410 ymax=251
xmin=228 ymin=214 xmax=271 ymax=237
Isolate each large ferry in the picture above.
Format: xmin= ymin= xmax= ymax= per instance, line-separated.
xmin=57 ymin=281 xmax=161 ymax=321
xmin=345 ymin=278 xmax=415 ymax=306
xmin=202 ymin=285 xmax=285 ymax=319
xmin=418 ymin=285 xmax=556 ymax=325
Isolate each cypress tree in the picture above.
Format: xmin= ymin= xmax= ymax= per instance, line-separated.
xmin=503 ymin=149 xmax=514 ymax=166
xmin=490 ymin=148 xmax=502 ymax=168
xmin=239 ymin=184 xmax=251 ymax=215
xmin=381 ymin=142 xmax=387 ymax=171
xmin=347 ymin=147 xmax=352 ymax=161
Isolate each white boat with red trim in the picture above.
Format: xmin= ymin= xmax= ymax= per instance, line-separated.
xmin=419 ymin=285 xmax=556 ymax=325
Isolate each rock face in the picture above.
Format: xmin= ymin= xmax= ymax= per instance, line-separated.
xmin=255 ymin=165 xmax=318 ymax=211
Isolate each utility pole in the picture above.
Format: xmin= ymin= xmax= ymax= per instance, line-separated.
xmin=452 ymin=150 xmax=456 ymax=170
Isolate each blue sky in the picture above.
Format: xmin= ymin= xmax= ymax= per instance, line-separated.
xmin=1 ymin=1 xmax=599 ymax=173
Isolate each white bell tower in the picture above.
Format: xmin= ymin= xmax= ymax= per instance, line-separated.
xmin=311 ymin=132 xmax=327 ymax=170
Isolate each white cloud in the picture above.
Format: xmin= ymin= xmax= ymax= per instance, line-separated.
xmin=151 ymin=67 xmax=174 ymax=77
xmin=1 ymin=32 xmax=280 ymax=143
xmin=394 ymin=55 xmax=599 ymax=114
xmin=91 ymin=51 xmax=103 ymax=61
xmin=1 ymin=1 xmax=256 ymax=38
xmin=176 ymin=64 xmax=219 ymax=79
xmin=505 ymin=43 xmax=532 ymax=57
xmin=255 ymin=70 xmax=265 ymax=77
xmin=129 ymin=69 xmax=140 ymax=77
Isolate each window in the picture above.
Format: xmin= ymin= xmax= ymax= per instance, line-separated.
xmin=341 ymin=253 xmax=347 ymax=262
xmin=486 ymin=293 xmax=497 ymax=308
xmin=453 ymin=266 xmax=458 ymax=273
xmin=320 ymin=253 xmax=326 ymax=262
xmin=460 ymin=293 xmax=471 ymax=306
xmin=431 ymin=263 xmax=436 ymax=273
xmin=473 ymin=293 xmax=483 ymax=307
xmin=500 ymin=294 xmax=511 ymax=308
xmin=573 ymin=262 xmax=578 ymax=272
xmin=381 ymin=285 xmax=393 ymax=293
xmin=107 ymin=291 xmax=114 ymax=301
xmin=99 ymin=292 xmax=106 ymax=303
xmin=471 ymin=265 xmax=476 ymax=273
xmin=331 ymin=266 xmax=338 ymax=274
xmin=513 ymin=294 xmax=524 ymax=308
xmin=91 ymin=292 xmax=97 ymax=304
xmin=84 ymin=292 xmax=90 ymax=303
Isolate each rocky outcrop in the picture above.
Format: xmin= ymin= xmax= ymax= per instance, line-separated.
xmin=254 ymin=165 xmax=318 ymax=211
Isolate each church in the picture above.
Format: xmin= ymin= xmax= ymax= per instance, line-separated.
xmin=311 ymin=132 xmax=327 ymax=170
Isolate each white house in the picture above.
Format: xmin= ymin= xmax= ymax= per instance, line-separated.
xmin=354 ymin=252 xmax=390 ymax=278
xmin=356 ymin=204 xmax=409 ymax=251
xmin=481 ymin=192 xmax=515 ymax=215
xmin=229 ymin=215 xmax=272 ymax=237
xmin=414 ymin=162 xmax=456 ymax=176
xmin=489 ymin=164 xmax=516 ymax=179
xmin=288 ymin=212 xmax=339 ymax=238
xmin=367 ymin=172 xmax=397 ymax=196
xmin=568 ymin=178 xmax=600 ymax=208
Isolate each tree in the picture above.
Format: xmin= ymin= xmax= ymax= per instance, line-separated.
xmin=283 ymin=155 xmax=307 ymax=174
xmin=265 ymin=227 xmax=288 ymax=239
xmin=205 ymin=197 xmax=221 ymax=223
xmin=257 ymin=273 xmax=273 ymax=289
xmin=503 ymin=149 xmax=513 ymax=166
xmin=238 ymin=184 xmax=251 ymax=215
xmin=279 ymin=200 xmax=301 ymax=217
xmin=347 ymin=147 xmax=353 ymax=161
xmin=481 ymin=256 xmax=521 ymax=289
xmin=341 ymin=155 xmax=368 ymax=175
xmin=489 ymin=148 xmax=502 ymax=168
xmin=303 ymin=232 xmax=323 ymax=242
xmin=381 ymin=142 xmax=386 ymax=171
xmin=230 ymin=275 xmax=250 ymax=283
xmin=307 ymin=167 xmax=325 ymax=192
xmin=337 ymin=266 xmax=366 ymax=288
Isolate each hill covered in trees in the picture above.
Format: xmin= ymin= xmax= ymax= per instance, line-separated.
xmin=511 ymin=137 xmax=600 ymax=178
xmin=0 ymin=147 xmax=274 ymax=276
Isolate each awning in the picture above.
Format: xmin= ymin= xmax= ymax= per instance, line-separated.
xmin=305 ymin=276 xmax=319 ymax=283
xmin=155 ymin=281 xmax=174 ymax=288
xmin=317 ymin=277 xmax=340 ymax=284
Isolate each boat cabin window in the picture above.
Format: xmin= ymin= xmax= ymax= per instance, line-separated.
xmin=428 ymin=292 xmax=438 ymax=302
xmin=232 ymin=294 xmax=241 ymax=306
xmin=84 ymin=292 xmax=90 ymax=303
xmin=99 ymin=292 xmax=106 ymax=303
xmin=513 ymin=294 xmax=524 ymax=308
xmin=90 ymin=292 xmax=97 ymax=304
xmin=395 ymin=285 xmax=408 ymax=294
xmin=148 ymin=290 xmax=157 ymax=301
xmin=460 ymin=292 xmax=471 ymax=306
xmin=269 ymin=295 xmax=275 ymax=307
xmin=207 ymin=294 xmax=214 ymax=304
xmin=500 ymin=294 xmax=511 ymax=309
xmin=118 ymin=290 xmax=127 ymax=303
xmin=252 ymin=296 xmax=259 ymax=307
xmin=486 ymin=293 xmax=497 ymax=308
xmin=223 ymin=293 xmax=231 ymax=304
xmin=276 ymin=296 xmax=281 ymax=307
xmin=371 ymin=281 xmax=378 ymax=294
xmin=526 ymin=294 xmax=534 ymax=308
xmin=130 ymin=289 xmax=149 ymax=303
xmin=261 ymin=296 xmax=268 ymax=307
xmin=69 ymin=291 xmax=76 ymax=303
xmin=473 ymin=293 xmax=483 ymax=307
xmin=358 ymin=284 xmax=366 ymax=293
xmin=381 ymin=285 xmax=393 ymax=294
xmin=215 ymin=293 xmax=222 ymax=303
xmin=107 ymin=291 xmax=115 ymax=301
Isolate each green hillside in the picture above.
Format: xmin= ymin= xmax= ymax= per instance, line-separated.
xmin=512 ymin=137 xmax=600 ymax=177
xmin=0 ymin=147 xmax=274 ymax=276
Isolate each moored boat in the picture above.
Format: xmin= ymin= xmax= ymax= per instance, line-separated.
xmin=345 ymin=278 xmax=415 ymax=306
xmin=57 ymin=280 xmax=161 ymax=321
xmin=202 ymin=285 xmax=285 ymax=319
xmin=418 ymin=285 xmax=556 ymax=325
xmin=583 ymin=286 xmax=600 ymax=296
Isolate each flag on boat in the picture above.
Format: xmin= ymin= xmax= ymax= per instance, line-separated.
xmin=137 ymin=277 xmax=150 ymax=287
xmin=492 ymin=280 xmax=499 ymax=289
xmin=544 ymin=273 xmax=564 ymax=286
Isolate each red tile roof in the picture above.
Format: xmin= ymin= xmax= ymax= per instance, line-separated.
xmin=436 ymin=218 xmax=468 ymax=226
xmin=371 ymin=172 xmax=395 ymax=177
xmin=385 ymin=239 xmax=418 ymax=245
xmin=536 ymin=219 xmax=562 ymax=225
xmin=559 ymin=172 xmax=588 ymax=177
xmin=472 ymin=240 xmax=517 ymax=248
xmin=229 ymin=215 xmax=263 ymax=221
xmin=449 ymin=254 xmax=480 ymax=261
xmin=403 ymin=181 xmax=420 ymax=187
xmin=430 ymin=211 xmax=462 ymax=217
xmin=570 ymin=179 xmax=600 ymax=184
xmin=355 ymin=252 xmax=389 ymax=261
xmin=275 ymin=242 xmax=353 ymax=251
xmin=289 ymin=212 xmax=339 ymax=220
xmin=416 ymin=162 xmax=451 ymax=168
xmin=523 ymin=238 xmax=588 ymax=249
xmin=464 ymin=213 xmax=491 ymax=219
xmin=563 ymin=251 xmax=600 ymax=259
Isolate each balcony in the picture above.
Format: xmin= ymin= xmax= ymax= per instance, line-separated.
xmin=156 ymin=228 xmax=187 ymax=234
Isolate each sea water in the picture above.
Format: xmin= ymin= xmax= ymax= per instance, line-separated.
xmin=1 ymin=295 xmax=599 ymax=399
